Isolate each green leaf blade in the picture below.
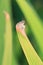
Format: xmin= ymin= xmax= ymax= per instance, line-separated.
xmin=16 ymin=21 xmax=43 ymax=65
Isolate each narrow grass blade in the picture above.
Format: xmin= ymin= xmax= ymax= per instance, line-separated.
xmin=2 ymin=12 xmax=12 ymax=65
xmin=16 ymin=0 xmax=43 ymax=60
xmin=0 ymin=0 xmax=12 ymax=64
xmin=2 ymin=12 xmax=19 ymax=65
xmin=16 ymin=21 xmax=43 ymax=65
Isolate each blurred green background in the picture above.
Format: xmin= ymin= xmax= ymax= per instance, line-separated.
xmin=0 ymin=0 xmax=43 ymax=65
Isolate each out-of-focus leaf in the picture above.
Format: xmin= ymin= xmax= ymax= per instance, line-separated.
xmin=2 ymin=12 xmax=12 ymax=65
xmin=0 ymin=0 xmax=11 ymax=64
xmin=2 ymin=12 xmax=18 ymax=65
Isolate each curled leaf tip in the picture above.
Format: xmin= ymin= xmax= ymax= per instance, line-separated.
xmin=16 ymin=20 xmax=26 ymax=37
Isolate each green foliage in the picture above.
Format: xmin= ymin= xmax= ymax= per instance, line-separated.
xmin=16 ymin=30 xmax=43 ymax=65
xmin=16 ymin=0 xmax=43 ymax=60
xmin=0 ymin=0 xmax=43 ymax=65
